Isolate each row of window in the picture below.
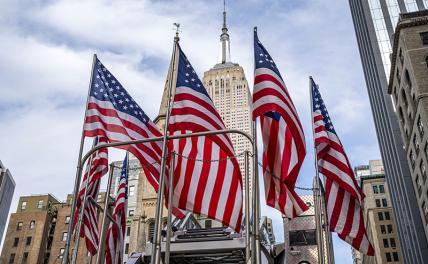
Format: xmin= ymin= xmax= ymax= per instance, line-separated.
xmin=385 ymin=251 xmax=399 ymax=262
xmin=16 ymin=216 xmax=70 ymax=231
xmin=8 ymin=252 xmax=28 ymax=264
xmin=378 ymin=211 xmax=391 ymax=221
xmin=375 ymin=198 xmax=388 ymax=208
xmin=372 ymin=184 xmax=385 ymax=194
xmin=383 ymin=237 xmax=397 ymax=248
xmin=20 ymin=200 xmax=46 ymax=210
xmin=12 ymin=236 xmax=32 ymax=247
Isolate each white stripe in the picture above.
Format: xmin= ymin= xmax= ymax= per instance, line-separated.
xmin=173 ymin=137 xmax=192 ymax=205
xmin=228 ymin=170 xmax=242 ymax=229
xmin=201 ymin=144 xmax=220 ymax=213
xmin=349 ymin=203 xmax=361 ymax=237
xmin=255 ymin=68 xmax=287 ymax=90
xmin=327 ymin=181 xmax=338 ymax=221
xmin=185 ymin=136 xmax=205 ymax=211
xmin=320 ymin=160 xmax=359 ymax=197
xmin=335 ymin=192 xmax=350 ymax=234
xmin=215 ymin=158 xmax=234 ymax=220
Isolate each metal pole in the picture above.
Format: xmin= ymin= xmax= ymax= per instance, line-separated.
xmin=71 ymin=138 xmax=98 ymax=264
xmin=320 ymin=183 xmax=335 ymax=264
xmin=309 ymin=76 xmax=325 ymax=264
xmin=244 ymin=151 xmax=251 ymax=264
xmin=152 ymin=31 xmax=180 ymax=264
xmin=165 ymin=152 xmax=175 ymax=264
xmin=251 ymin=119 xmax=261 ymax=264
xmin=62 ymin=54 xmax=97 ymax=264
xmin=282 ymin=215 xmax=289 ymax=264
xmin=96 ymin=163 xmax=115 ymax=264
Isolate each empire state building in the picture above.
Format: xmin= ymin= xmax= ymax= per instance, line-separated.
xmin=202 ymin=5 xmax=253 ymax=194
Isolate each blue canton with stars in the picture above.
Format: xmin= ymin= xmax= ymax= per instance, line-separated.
xmin=90 ymin=58 xmax=151 ymax=125
xmin=176 ymin=46 xmax=212 ymax=101
xmin=311 ymin=78 xmax=336 ymax=134
xmin=120 ymin=153 xmax=129 ymax=199
xmin=254 ymin=29 xmax=282 ymax=79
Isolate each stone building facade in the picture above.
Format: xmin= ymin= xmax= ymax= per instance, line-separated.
xmin=388 ymin=10 xmax=428 ymax=242
xmin=353 ymin=160 xmax=403 ymax=264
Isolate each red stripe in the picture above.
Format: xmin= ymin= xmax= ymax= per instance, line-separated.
xmin=179 ymin=136 xmax=198 ymax=209
xmin=192 ymin=140 xmax=212 ymax=213
xmin=207 ymin=151 xmax=227 ymax=218
xmin=254 ymin=73 xmax=289 ymax=98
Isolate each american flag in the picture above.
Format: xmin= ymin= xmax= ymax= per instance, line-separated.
xmin=253 ymin=30 xmax=308 ymax=217
xmin=168 ymin=45 xmax=243 ymax=231
xmin=105 ymin=153 xmax=128 ymax=264
xmin=72 ymin=136 xmax=108 ymax=255
xmin=311 ymin=78 xmax=374 ymax=255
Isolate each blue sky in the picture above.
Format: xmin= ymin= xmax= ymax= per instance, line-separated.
xmin=0 ymin=0 xmax=381 ymax=262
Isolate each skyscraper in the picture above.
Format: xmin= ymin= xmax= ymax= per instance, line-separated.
xmin=348 ymin=1 xmax=428 ymax=263
xmin=202 ymin=4 xmax=253 ymax=193
xmin=0 ymin=160 xmax=15 ymax=244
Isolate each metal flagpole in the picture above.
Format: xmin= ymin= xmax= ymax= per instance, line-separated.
xmin=71 ymin=138 xmax=98 ymax=264
xmin=152 ymin=27 xmax=180 ymax=264
xmin=165 ymin=152 xmax=175 ymax=264
xmin=252 ymin=26 xmax=262 ymax=264
xmin=309 ymin=76 xmax=326 ymax=264
xmin=62 ymin=54 xmax=97 ymax=264
xmin=244 ymin=151 xmax=251 ymax=264
xmin=251 ymin=119 xmax=262 ymax=264
xmin=282 ymin=215 xmax=289 ymax=264
xmin=320 ymin=181 xmax=335 ymax=264
xmin=96 ymin=163 xmax=115 ymax=264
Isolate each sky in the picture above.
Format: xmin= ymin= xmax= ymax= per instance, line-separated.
xmin=0 ymin=0 xmax=382 ymax=262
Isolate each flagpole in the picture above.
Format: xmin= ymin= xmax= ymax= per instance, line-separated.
xmin=244 ymin=151 xmax=251 ymax=263
xmin=62 ymin=54 xmax=97 ymax=264
xmin=164 ymin=152 xmax=175 ymax=264
xmin=96 ymin=162 xmax=115 ymax=264
xmin=282 ymin=215 xmax=289 ymax=264
xmin=321 ymin=181 xmax=335 ymax=264
xmin=252 ymin=26 xmax=262 ymax=264
xmin=71 ymin=138 xmax=98 ymax=264
xmin=151 ymin=28 xmax=180 ymax=264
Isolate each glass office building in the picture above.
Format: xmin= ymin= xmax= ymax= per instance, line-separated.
xmin=0 ymin=161 xmax=15 ymax=243
xmin=348 ymin=0 xmax=428 ymax=263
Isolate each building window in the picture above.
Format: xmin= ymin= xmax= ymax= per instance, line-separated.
xmin=62 ymin=232 xmax=68 ymax=241
xmin=125 ymin=243 xmax=129 ymax=254
xmin=26 ymin=236 xmax=32 ymax=246
xmin=13 ymin=237 xmax=19 ymax=247
xmin=9 ymin=254 xmax=15 ymax=264
xmin=390 ymin=238 xmax=396 ymax=248
xmin=420 ymin=32 xmax=428 ymax=45
xmin=421 ymin=161 xmax=427 ymax=183
xmin=128 ymin=210 xmax=134 ymax=217
xmin=393 ymin=252 xmax=399 ymax=261
xmin=401 ymin=89 xmax=408 ymax=107
xmin=387 ymin=224 xmax=393 ymax=233
xmin=376 ymin=199 xmax=381 ymax=208
xmin=65 ymin=216 xmax=70 ymax=224
xmin=418 ymin=116 xmax=424 ymax=137
xmin=423 ymin=201 xmax=428 ymax=223
xmin=386 ymin=252 xmax=392 ymax=262
xmin=373 ymin=185 xmax=379 ymax=194
xmin=17 ymin=222 xmax=23 ymax=230
xmin=378 ymin=212 xmax=384 ymax=221
xmin=414 ymin=136 xmax=420 ymax=154
xmin=129 ymin=186 xmax=135 ymax=196
xmin=383 ymin=238 xmax=389 ymax=248
xmin=379 ymin=185 xmax=385 ymax=193
xmin=205 ymin=220 xmax=212 ymax=228
xmin=37 ymin=200 xmax=44 ymax=209
xmin=381 ymin=225 xmax=386 ymax=234
xmin=148 ymin=222 xmax=155 ymax=242
xmin=382 ymin=198 xmax=388 ymax=207
xmin=59 ymin=248 xmax=65 ymax=259
xmin=126 ymin=226 xmax=131 ymax=236
xmin=22 ymin=252 xmax=28 ymax=263
xmin=21 ymin=201 xmax=27 ymax=210
xmin=385 ymin=211 xmax=391 ymax=220
xmin=417 ymin=175 xmax=422 ymax=196
xmin=410 ymin=150 xmax=416 ymax=169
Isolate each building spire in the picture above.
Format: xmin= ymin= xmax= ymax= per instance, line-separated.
xmin=220 ymin=0 xmax=230 ymax=64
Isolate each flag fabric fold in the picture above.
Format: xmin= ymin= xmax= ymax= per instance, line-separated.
xmin=168 ymin=45 xmax=243 ymax=231
xmin=311 ymin=78 xmax=374 ymax=255
xmin=253 ymin=30 xmax=308 ymax=218
xmin=72 ymin=136 xmax=108 ymax=255
xmin=105 ymin=154 xmax=128 ymax=264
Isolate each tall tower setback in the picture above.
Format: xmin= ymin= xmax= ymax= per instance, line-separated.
xmin=348 ymin=1 xmax=428 ymax=263
xmin=202 ymin=3 xmax=253 ymax=194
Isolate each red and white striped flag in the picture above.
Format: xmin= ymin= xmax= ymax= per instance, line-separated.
xmin=168 ymin=45 xmax=243 ymax=231
xmin=105 ymin=153 xmax=128 ymax=264
xmin=253 ymin=30 xmax=308 ymax=218
xmin=82 ymin=57 xmax=185 ymax=219
xmin=72 ymin=136 xmax=108 ymax=255
xmin=311 ymin=78 xmax=374 ymax=255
